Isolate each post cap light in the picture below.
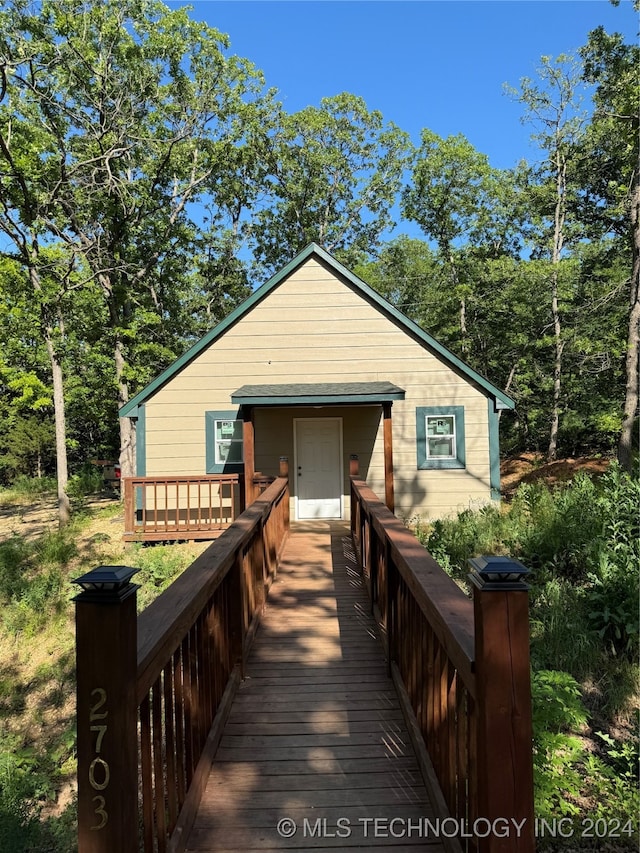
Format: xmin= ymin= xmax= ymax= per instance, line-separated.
xmin=72 ymin=565 xmax=140 ymax=602
xmin=468 ymin=555 xmax=531 ymax=591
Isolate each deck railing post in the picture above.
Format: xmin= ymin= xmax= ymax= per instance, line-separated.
xmin=350 ymin=455 xmax=360 ymax=554
xmin=73 ymin=566 xmax=140 ymax=853
xmin=385 ymin=540 xmax=396 ymax=677
xmin=230 ymin=550 xmax=248 ymax=677
xmin=469 ymin=557 xmax=535 ymax=853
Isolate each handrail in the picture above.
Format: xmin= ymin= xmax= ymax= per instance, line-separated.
xmin=137 ymin=476 xmax=288 ymax=702
xmin=75 ymin=468 xmax=290 ymax=853
xmin=352 ymin=477 xmax=475 ymax=691
xmin=123 ymin=473 xmax=242 ymax=541
xmin=350 ymin=471 xmax=534 ymax=853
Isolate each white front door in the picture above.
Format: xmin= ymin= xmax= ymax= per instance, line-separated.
xmin=294 ymin=418 xmax=343 ymax=519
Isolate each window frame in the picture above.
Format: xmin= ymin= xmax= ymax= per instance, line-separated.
xmin=416 ymin=405 xmax=466 ymax=470
xmin=205 ymin=410 xmax=244 ymax=473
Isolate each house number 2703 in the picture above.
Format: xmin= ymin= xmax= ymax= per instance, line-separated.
xmin=89 ymin=688 xmax=109 ymax=830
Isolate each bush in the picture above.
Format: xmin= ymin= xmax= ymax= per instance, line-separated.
xmin=67 ymin=463 xmax=106 ymax=505
xmin=0 ymin=529 xmax=76 ymax=636
xmin=128 ymin=543 xmax=204 ymax=610
xmin=8 ymin=475 xmax=57 ymax=498
xmin=424 ymin=464 xmax=639 ymax=668
xmin=531 ymin=670 xmax=588 ymax=818
xmin=0 ymin=732 xmax=76 ymax=853
xmin=532 ymin=671 xmax=640 ymax=837
xmin=0 ymin=537 xmax=31 ymax=603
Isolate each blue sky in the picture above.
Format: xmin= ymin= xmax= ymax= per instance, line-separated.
xmin=172 ymin=0 xmax=638 ymax=171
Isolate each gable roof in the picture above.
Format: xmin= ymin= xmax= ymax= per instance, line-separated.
xmin=120 ymin=243 xmax=514 ymax=417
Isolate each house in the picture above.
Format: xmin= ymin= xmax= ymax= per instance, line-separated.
xmin=119 ymin=243 xmax=514 ymax=534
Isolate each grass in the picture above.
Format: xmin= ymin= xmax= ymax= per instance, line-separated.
xmin=0 ymin=497 xmax=209 ymax=851
xmin=0 ymin=476 xmax=57 ymax=507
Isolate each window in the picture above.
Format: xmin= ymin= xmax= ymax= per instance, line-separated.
xmin=205 ymin=411 xmax=244 ymax=472
xmin=426 ymin=415 xmax=457 ymax=460
xmin=416 ymin=406 xmax=465 ymax=469
xmin=214 ymin=419 xmax=243 ymax=465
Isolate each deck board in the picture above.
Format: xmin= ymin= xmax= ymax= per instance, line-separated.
xmin=184 ymin=522 xmax=446 ymax=851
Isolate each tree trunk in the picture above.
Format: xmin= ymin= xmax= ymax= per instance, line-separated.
xmin=617 ymin=170 xmax=640 ymax=472
xmin=460 ymin=295 xmax=467 ymax=354
xmin=447 ymin=249 xmax=468 ymax=354
xmin=30 ymin=267 xmax=71 ymax=526
xmin=548 ymin=269 xmax=564 ymax=462
xmin=115 ymin=335 xmax=135 ymax=479
xmin=547 ymin=154 xmax=566 ymax=462
xmin=48 ymin=334 xmax=72 ymax=527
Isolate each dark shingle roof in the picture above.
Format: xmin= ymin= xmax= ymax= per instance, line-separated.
xmin=231 ymin=382 xmax=405 ymax=405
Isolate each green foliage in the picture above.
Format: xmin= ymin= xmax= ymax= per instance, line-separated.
xmin=531 ymin=670 xmax=588 ymax=818
xmin=67 ymin=463 xmax=107 ymax=510
xmin=0 ymin=527 xmax=77 ymax=636
xmin=419 ymin=465 xmax=639 ymax=834
xmin=0 ymin=536 xmax=31 ymax=603
xmin=253 ymin=92 xmax=411 ymax=273
xmin=426 ymin=464 xmax=637 ymax=588
xmin=531 ymin=672 xmax=640 ymax=833
xmin=4 ymin=475 xmax=58 ymax=499
xmin=0 ymin=729 xmax=77 ymax=852
xmin=130 ymin=543 xmax=205 ymax=609
xmin=0 ymin=415 xmax=56 ymax=484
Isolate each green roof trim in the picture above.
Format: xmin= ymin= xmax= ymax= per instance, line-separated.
xmin=488 ymin=398 xmax=502 ymax=500
xmin=232 ymin=382 xmax=405 ymax=406
xmin=119 ymin=243 xmax=514 ymax=417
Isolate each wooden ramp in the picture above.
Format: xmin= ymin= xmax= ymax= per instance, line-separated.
xmin=184 ymin=522 xmax=446 ymax=852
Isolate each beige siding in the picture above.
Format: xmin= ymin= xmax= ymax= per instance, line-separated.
xmin=143 ymin=257 xmax=494 ymax=520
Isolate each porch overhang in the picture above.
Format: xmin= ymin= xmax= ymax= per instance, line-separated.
xmin=234 ymin=382 xmax=402 ymax=515
xmin=231 ymin=381 xmax=405 ymax=407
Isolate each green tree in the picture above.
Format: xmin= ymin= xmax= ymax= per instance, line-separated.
xmin=354 ymin=235 xmax=443 ymax=328
xmin=0 ymin=0 xmax=272 ymax=481
xmin=401 ymin=129 xmax=522 ymax=355
xmin=0 ymin=259 xmax=56 ymax=482
xmin=508 ymin=55 xmax=588 ymax=460
xmin=580 ymin=26 xmax=640 ymax=470
xmin=253 ymin=92 xmax=411 ymax=272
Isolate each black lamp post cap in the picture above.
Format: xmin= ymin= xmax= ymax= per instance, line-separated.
xmin=72 ymin=565 xmax=140 ymax=600
xmin=468 ymin=555 xmax=531 ymax=590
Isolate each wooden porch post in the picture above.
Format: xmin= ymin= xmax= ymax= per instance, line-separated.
xmin=74 ymin=566 xmax=139 ymax=853
xmin=469 ymin=557 xmax=535 ymax=853
xmin=123 ymin=478 xmax=134 ymax=537
xmin=383 ymin=402 xmax=395 ymax=513
xmin=243 ymin=406 xmax=255 ymax=508
xmin=279 ymin=456 xmax=290 ymax=529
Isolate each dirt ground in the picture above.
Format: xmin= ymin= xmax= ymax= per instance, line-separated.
xmin=0 ymin=494 xmax=123 ymax=545
xmin=500 ymin=452 xmax=611 ymax=498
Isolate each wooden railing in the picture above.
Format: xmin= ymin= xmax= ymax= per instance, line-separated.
xmin=74 ymin=468 xmax=290 ymax=853
xmin=123 ymin=474 xmax=243 ymax=541
xmin=350 ymin=464 xmax=535 ymax=853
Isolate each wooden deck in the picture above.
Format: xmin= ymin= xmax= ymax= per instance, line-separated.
xmin=184 ymin=522 xmax=447 ymax=852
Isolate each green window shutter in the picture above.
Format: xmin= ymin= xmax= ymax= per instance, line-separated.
xmin=205 ymin=410 xmax=244 ymax=474
xmin=416 ymin=406 xmax=466 ymax=470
